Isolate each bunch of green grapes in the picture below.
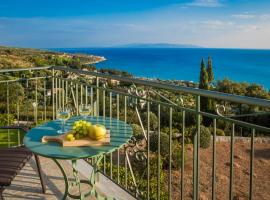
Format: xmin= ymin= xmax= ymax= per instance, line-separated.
xmin=71 ymin=120 xmax=91 ymax=139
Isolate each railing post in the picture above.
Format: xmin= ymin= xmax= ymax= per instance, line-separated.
xmin=44 ymin=79 xmax=47 ymax=122
xmin=6 ymin=82 xmax=9 ymax=126
xmin=157 ymin=104 xmax=161 ymax=200
xmin=66 ymin=80 xmax=68 ymax=105
xmin=55 ymin=77 xmax=58 ymax=114
xmin=96 ymin=77 xmax=99 ymax=116
xmin=16 ymin=85 xmax=20 ymax=125
xmin=229 ymin=124 xmax=235 ymax=200
xmin=85 ymin=85 xmax=88 ymax=106
xmin=62 ymin=79 xmax=65 ymax=109
xmin=35 ymin=78 xmax=38 ymax=124
xmin=193 ymin=95 xmax=200 ymax=200
xmin=76 ymin=83 xmax=79 ymax=115
xmin=249 ymin=129 xmax=255 ymax=200
xmin=80 ymin=84 xmax=83 ymax=105
xmin=169 ymin=107 xmax=172 ymax=200
xmin=147 ymin=102 xmax=150 ymax=200
xmin=52 ymin=69 xmax=55 ymax=119
xmin=212 ymin=119 xmax=217 ymax=200
xmin=181 ymin=110 xmax=185 ymax=200
xmin=58 ymin=78 xmax=61 ymax=109
xmin=90 ymin=87 xmax=93 ymax=116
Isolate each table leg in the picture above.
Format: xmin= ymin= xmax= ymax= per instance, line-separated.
xmin=72 ymin=160 xmax=84 ymax=200
xmin=53 ymin=157 xmax=116 ymax=200
xmin=88 ymin=155 xmax=116 ymax=200
xmin=52 ymin=159 xmax=69 ymax=200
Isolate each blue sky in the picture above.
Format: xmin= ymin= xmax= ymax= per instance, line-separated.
xmin=0 ymin=0 xmax=270 ymax=48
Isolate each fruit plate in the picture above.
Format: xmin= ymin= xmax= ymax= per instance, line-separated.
xmin=41 ymin=130 xmax=110 ymax=147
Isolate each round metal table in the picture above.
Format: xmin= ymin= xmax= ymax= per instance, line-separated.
xmin=24 ymin=116 xmax=133 ymax=200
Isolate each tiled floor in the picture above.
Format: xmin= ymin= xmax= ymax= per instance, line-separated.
xmin=2 ymin=157 xmax=95 ymax=200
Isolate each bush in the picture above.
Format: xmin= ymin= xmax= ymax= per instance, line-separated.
xmin=164 ymin=144 xmax=186 ymax=169
xmin=0 ymin=114 xmax=15 ymax=126
xmin=160 ymin=127 xmax=179 ymax=139
xmin=191 ymin=125 xmax=211 ymax=148
xmin=131 ymin=123 xmax=144 ymax=139
xmin=149 ymin=132 xmax=169 ymax=156
xmin=184 ymin=111 xmax=202 ymax=127
xmin=142 ymin=112 xmax=158 ymax=130
xmin=216 ymin=128 xmax=225 ymax=136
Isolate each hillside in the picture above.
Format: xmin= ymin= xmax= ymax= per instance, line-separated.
xmin=0 ymin=46 xmax=104 ymax=69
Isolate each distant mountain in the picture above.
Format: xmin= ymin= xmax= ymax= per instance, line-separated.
xmin=115 ymin=43 xmax=201 ymax=48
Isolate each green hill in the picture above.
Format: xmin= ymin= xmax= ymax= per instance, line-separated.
xmin=0 ymin=46 xmax=103 ymax=69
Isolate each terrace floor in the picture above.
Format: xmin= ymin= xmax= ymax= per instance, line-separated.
xmin=2 ymin=157 xmax=96 ymax=200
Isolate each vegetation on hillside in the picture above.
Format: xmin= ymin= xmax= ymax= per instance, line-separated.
xmin=0 ymin=46 xmax=103 ymax=69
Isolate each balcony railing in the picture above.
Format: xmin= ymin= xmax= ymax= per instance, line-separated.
xmin=0 ymin=66 xmax=269 ymax=200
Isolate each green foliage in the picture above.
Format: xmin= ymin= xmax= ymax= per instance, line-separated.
xmin=99 ymin=68 xmax=133 ymax=78
xmin=0 ymin=114 xmax=15 ymax=126
xmin=136 ymin=156 xmax=168 ymax=200
xmin=149 ymin=132 xmax=170 ymax=156
xmin=184 ymin=111 xmax=202 ymax=127
xmin=216 ymin=128 xmax=225 ymax=136
xmin=199 ymin=58 xmax=209 ymax=90
xmin=103 ymin=156 xmax=167 ymax=200
xmin=191 ymin=125 xmax=211 ymax=148
xmin=199 ymin=58 xmax=211 ymax=114
xmin=161 ymin=127 xmax=180 ymax=138
xmin=131 ymin=123 xmax=144 ymax=139
xmin=170 ymin=144 xmax=187 ymax=169
xmin=207 ymin=56 xmax=214 ymax=83
xmin=0 ymin=129 xmax=25 ymax=147
xmin=246 ymin=84 xmax=270 ymax=99
xmin=142 ymin=112 xmax=158 ymax=130
xmin=149 ymin=131 xmax=186 ymax=169
xmin=216 ymin=79 xmax=248 ymax=96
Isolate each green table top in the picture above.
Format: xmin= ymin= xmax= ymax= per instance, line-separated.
xmin=23 ymin=116 xmax=133 ymax=160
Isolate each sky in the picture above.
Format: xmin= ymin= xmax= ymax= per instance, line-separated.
xmin=0 ymin=0 xmax=270 ymax=49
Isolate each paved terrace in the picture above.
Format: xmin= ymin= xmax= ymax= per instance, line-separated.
xmin=2 ymin=156 xmax=133 ymax=200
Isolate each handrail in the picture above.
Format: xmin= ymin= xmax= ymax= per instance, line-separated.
xmin=52 ymin=66 xmax=270 ymax=108
xmin=0 ymin=65 xmax=269 ymax=108
xmin=0 ymin=66 xmax=51 ymax=73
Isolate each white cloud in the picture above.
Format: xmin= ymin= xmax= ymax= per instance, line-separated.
xmin=232 ymin=14 xmax=255 ymax=19
xmin=186 ymin=0 xmax=222 ymax=7
xmin=190 ymin=20 xmax=235 ymax=30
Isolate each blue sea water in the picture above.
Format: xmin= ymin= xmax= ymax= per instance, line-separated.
xmin=59 ymin=48 xmax=270 ymax=89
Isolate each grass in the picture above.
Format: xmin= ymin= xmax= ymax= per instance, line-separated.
xmin=0 ymin=129 xmax=25 ymax=147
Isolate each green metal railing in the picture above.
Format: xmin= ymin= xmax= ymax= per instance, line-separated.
xmin=0 ymin=66 xmax=269 ymax=200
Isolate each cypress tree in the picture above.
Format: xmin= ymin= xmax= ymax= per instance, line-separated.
xmin=199 ymin=58 xmax=211 ymax=115
xmin=207 ymin=56 xmax=214 ymax=83
xmin=199 ymin=58 xmax=209 ymax=90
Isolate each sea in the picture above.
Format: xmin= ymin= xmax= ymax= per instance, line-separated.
xmin=57 ymin=48 xmax=270 ymax=89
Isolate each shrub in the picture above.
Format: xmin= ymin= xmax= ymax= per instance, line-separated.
xmin=216 ymin=128 xmax=225 ymax=136
xmin=161 ymin=127 xmax=179 ymax=138
xmin=149 ymin=132 xmax=169 ymax=156
xmin=191 ymin=125 xmax=211 ymax=148
xmin=0 ymin=114 xmax=15 ymax=126
xmin=142 ymin=112 xmax=158 ymax=130
xmin=184 ymin=111 xmax=203 ymax=127
xmin=131 ymin=123 xmax=144 ymax=139
xmin=102 ymin=156 xmax=168 ymax=200
xmin=164 ymin=144 xmax=187 ymax=169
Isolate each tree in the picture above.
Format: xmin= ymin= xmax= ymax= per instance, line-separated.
xmin=207 ymin=56 xmax=214 ymax=83
xmin=199 ymin=59 xmax=212 ymax=118
xmin=199 ymin=58 xmax=209 ymax=90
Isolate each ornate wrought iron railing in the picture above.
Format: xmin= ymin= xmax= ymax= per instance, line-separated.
xmin=0 ymin=66 xmax=269 ymax=200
